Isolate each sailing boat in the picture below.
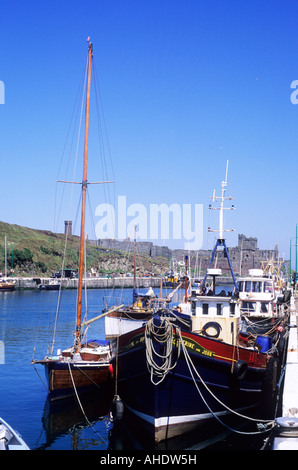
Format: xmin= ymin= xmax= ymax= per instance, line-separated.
xmin=32 ymin=41 xmax=114 ymax=401
xmin=0 ymin=236 xmax=16 ymax=291
xmin=104 ymin=226 xmax=168 ymax=339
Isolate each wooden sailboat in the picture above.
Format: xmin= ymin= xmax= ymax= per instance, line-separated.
xmin=33 ymin=40 xmax=114 ymax=401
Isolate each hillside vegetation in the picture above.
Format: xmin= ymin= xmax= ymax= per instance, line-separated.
xmin=0 ymin=221 xmax=167 ymax=278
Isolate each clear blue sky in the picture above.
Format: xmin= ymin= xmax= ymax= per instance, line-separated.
xmin=1 ymin=0 xmax=298 ymax=259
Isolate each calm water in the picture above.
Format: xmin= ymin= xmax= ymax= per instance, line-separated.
xmin=0 ymin=286 xmax=268 ymax=451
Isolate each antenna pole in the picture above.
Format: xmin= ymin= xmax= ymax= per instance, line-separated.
xmin=205 ymin=160 xmax=237 ymax=290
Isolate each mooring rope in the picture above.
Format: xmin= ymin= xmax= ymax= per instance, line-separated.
xmin=176 ymin=328 xmax=276 ymax=435
xmin=144 ymin=313 xmax=283 ymax=435
xmin=145 ymin=317 xmax=181 ymax=385
xmin=67 ymin=362 xmax=108 ymax=445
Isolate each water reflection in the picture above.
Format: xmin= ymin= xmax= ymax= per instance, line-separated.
xmin=37 ymin=387 xmax=113 ymax=450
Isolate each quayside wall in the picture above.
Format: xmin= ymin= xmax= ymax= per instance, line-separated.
xmin=12 ymin=276 xmax=162 ymax=290
xmin=11 ymin=275 xmax=234 ymax=290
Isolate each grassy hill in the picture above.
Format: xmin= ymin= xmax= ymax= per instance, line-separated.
xmin=0 ymin=221 xmax=167 ymax=277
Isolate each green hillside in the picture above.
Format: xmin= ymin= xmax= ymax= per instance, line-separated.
xmin=0 ymin=221 xmax=167 ymax=277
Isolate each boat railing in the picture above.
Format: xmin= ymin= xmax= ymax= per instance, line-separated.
xmin=102 ymin=295 xmax=131 ymax=310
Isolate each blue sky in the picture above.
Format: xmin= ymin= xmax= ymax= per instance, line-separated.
xmin=1 ymin=0 xmax=298 ymax=259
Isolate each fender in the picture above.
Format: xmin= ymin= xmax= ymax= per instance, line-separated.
xmin=233 ymin=359 xmax=248 ymax=380
xmin=201 ymin=321 xmax=222 ymax=339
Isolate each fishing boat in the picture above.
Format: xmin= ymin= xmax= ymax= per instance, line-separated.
xmin=0 ymin=417 xmax=29 ymax=450
xmin=37 ymin=279 xmax=61 ymax=291
xmin=110 ymin=163 xmax=290 ymax=443
xmin=32 ymin=40 xmax=114 ymax=401
xmin=0 ymin=279 xmax=16 ymax=291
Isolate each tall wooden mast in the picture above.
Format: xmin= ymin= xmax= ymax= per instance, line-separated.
xmin=75 ymin=40 xmax=93 ymax=353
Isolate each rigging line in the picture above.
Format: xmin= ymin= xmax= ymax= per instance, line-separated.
xmin=86 ymin=186 xmax=97 ymax=242
xmin=92 ymin=61 xmax=116 ymax=201
xmin=33 ymin=366 xmax=49 ymax=392
xmin=83 ymin=232 xmax=88 ymax=332
xmin=51 ymin=196 xmax=81 ymax=354
xmin=67 ymin=362 xmax=108 ymax=445
xmin=54 ymin=54 xmax=89 ymax=234
xmin=50 ymin=194 xmax=80 ymax=354
xmin=177 ymin=328 xmax=274 ymax=431
xmin=32 ymin=290 xmax=46 ymax=362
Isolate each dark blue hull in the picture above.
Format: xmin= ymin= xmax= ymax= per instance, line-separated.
xmin=112 ymin=321 xmax=276 ymax=443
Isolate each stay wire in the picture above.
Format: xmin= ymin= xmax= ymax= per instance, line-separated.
xmin=67 ymin=361 xmax=108 ymax=445
xmin=176 ymin=328 xmax=275 ymax=435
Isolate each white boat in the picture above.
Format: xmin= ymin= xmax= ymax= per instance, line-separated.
xmin=238 ymin=268 xmax=281 ymax=317
xmin=0 ymin=417 xmax=29 ymax=450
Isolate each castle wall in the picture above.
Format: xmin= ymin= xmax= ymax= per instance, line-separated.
xmin=97 ymin=234 xmax=280 ymax=276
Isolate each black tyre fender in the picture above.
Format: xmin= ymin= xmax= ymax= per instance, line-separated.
xmin=263 ymin=356 xmax=279 ymax=397
xmin=232 ymin=359 xmax=248 ymax=380
xmin=201 ymin=321 xmax=222 ymax=339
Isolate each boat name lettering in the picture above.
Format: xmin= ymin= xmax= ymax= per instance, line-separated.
xmin=122 ymin=334 xmax=144 ymax=352
xmin=179 ymin=336 xmax=214 ymax=358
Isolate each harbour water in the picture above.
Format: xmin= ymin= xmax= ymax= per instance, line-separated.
xmin=0 ymin=287 xmax=271 ymax=451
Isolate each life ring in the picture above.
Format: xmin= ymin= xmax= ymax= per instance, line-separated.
xmin=201 ymin=321 xmax=222 ymax=339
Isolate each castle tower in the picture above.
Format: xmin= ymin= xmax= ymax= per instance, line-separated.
xmin=64 ymin=220 xmax=72 ymax=236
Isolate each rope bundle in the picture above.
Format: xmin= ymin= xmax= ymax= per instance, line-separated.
xmin=145 ymin=317 xmax=180 ymax=385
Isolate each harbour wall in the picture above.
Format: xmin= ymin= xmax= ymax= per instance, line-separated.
xmin=11 ymin=275 xmax=234 ymax=290
xmin=12 ymin=276 xmax=162 ymax=290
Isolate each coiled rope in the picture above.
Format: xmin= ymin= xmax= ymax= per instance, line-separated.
xmin=144 ymin=314 xmax=282 ymax=435
xmin=145 ymin=317 xmax=181 ymax=385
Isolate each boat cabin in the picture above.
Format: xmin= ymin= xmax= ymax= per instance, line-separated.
xmin=176 ymin=269 xmax=240 ymax=344
xmin=238 ymin=269 xmax=277 ymax=317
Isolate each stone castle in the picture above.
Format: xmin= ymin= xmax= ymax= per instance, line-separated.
xmin=97 ymin=234 xmax=279 ymax=276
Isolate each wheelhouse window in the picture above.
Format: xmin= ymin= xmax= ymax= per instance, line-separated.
xmin=264 ymin=282 xmax=273 ymax=293
xmin=202 ymin=303 xmax=209 ymax=315
xmin=260 ymin=302 xmax=269 ymax=313
xmin=245 ymin=281 xmax=252 ymax=292
xmin=252 ymin=281 xmax=262 ymax=292
xmin=241 ymin=301 xmax=256 ymax=313
xmin=216 ymin=303 xmax=223 ymax=315
xmin=240 ymin=281 xmax=262 ymax=293
xmin=230 ymin=303 xmax=235 ymax=315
